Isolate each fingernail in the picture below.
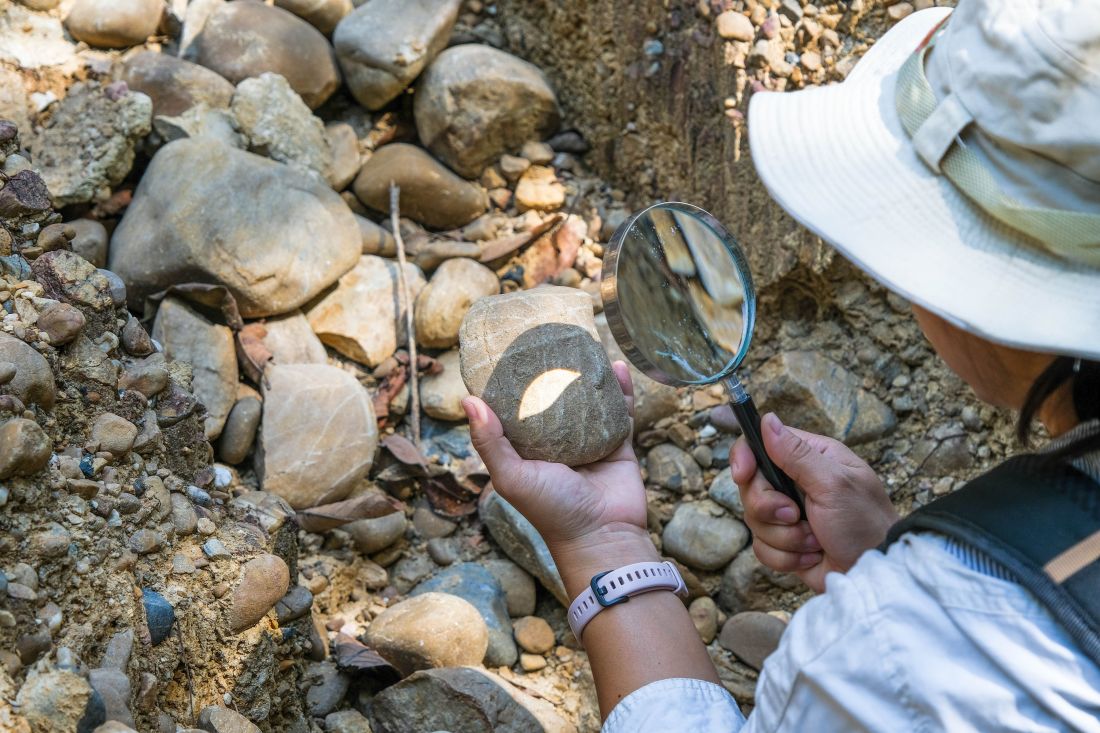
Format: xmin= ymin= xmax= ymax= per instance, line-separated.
xmin=776 ymin=506 xmax=798 ymax=524
xmin=764 ymin=413 xmax=784 ymax=437
xmin=805 ymin=533 xmax=822 ymax=552
xmin=799 ymin=553 xmax=822 ymax=569
xmin=461 ymin=397 xmax=478 ymax=424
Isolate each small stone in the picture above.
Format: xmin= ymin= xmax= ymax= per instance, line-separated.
xmin=325 ymin=122 xmax=360 ymax=192
xmin=17 ymin=629 xmax=51 ymax=663
xmin=887 ymin=2 xmax=915 ymax=21
xmin=353 ymin=144 xmax=488 ymax=230
xmin=259 ymin=310 xmax=328 ymax=366
xmin=128 ymin=529 xmax=164 ymax=555
xmin=333 ymin=0 xmax=462 ymax=109
xmin=514 ymin=166 xmax=565 ymax=212
xmin=483 ymin=559 xmax=536 ymax=617
xmin=459 ymin=287 xmax=630 ymax=466
xmin=718 ymin=611 xmax=787 ymax=670
xmin=345 ymin=511 xmax=407 ymax=554
xmin=366 ymin=592 xmax=488 ymax=675
xmin=800 ymin=51 xmax=822 ymax=72
xmin=412 ymin=505 xmax=457 ymax=539
xmin=89 ymin=667 xmax=135 ymax=727
xmin=689 ymin=596 xmax=718 ymax=644
xmin=427 ymin=538 xmax=457 ymax=566
xmin=415 ymin=45 xmax=561 ymax=179
xmin=777 ymin=0 xmax=803 ymax=22
xmin=119 ymin=353 xmax=169 ymax=398
xmin=36 ymin=302 xmax=85 ymax=346
xmin=16 ymin=671 xmax=104 ymax=733
xmin=498 ymin=154 xmax=530 ymax=183
xmin=513 ymin=616 xmax=554 ymax=654
xmin=202 ymin=538 xmax=230 ymax=560
xmin=217 ymin=397 xmax=261 ymax=465
xmin=415 ymin=258 xmax=499 ymax=349
xmin=142 ymin=588 xmax=175 ymax=645
xmin=662 ymin=500 xmax=748 ymax=571
xmin=197 ymin=517 xmax=216 ymax=535
xmin=707 ymin=470 xmax=744 ymax=518
xmin=229 ymin=554 xmax=291 ymax=633
xmin=275 ymin=586 xmax=313 ymax=623
xmin=169 ymin=493 xmax=198 ymax=534
xmin=120 ymin=317 xmax=154 ymax=356
xmin=519 ymin=652 xmax=547 ymax=672
xmin=479 ymin=490 xmax=566 ymax=605
xmin=197 ymin=705 xmax=261 ymax=733
xmin=718 ymin=549 xmax=801 ymax=614
xmin=647 ymin=443 xmax=704 ymax=493
xmin=65 ymin=0 xmax=162 ymax=48
xmin=0 ymin=417 xmax=50 ymax=479
xmin=90 ymin=413 xmax=138 ymax=455
xmin=191 ymin=1 xmax=340 ymax=109
xmin=324 ymin=709 xmax=373 ymax=733
xmin=305 ymin=661 xmax=350 ymax=717
xmin=716 ymin=11 xmax=754 ymax=41
xmin=0 ymin=332 xmax=55 ymax=408
xmin=420 ymin=350 xmax=470 ymax=422
xmin=519 ymin=141 xmax=554 ymax=165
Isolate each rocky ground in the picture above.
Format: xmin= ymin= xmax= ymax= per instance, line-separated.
xmin=0 ymin=1 xmax=1008 ymax=733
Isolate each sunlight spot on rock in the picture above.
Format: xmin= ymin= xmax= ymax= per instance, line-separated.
xmin=518 ymin=369 xmax=581 ymax=420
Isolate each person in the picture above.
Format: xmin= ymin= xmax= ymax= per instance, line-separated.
xmin=462 ymin=0 xmax=1100 ymax=729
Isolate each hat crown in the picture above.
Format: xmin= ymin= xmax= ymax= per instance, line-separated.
xmin=930 ymin=0 xmax=1100 ymax=183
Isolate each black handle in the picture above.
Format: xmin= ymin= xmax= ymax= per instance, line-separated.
xmin=730 ymin=395 xmax=806 ymax=520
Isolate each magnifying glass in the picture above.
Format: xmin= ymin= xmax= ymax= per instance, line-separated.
xmin=601 ymin=202 xmax=806 ymax=518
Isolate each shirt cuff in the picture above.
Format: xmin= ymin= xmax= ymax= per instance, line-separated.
xmin=602 ymin=677 xmax=747 ymax=733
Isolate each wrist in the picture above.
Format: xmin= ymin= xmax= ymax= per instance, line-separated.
xmin=549 ymin=523 xmax=659 ymax=599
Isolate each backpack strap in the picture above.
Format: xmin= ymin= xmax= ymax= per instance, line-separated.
xmin=885 ymin=454 xmax=1100 ymax=668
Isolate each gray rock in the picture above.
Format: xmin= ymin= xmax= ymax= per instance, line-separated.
xmin=202 ymin=538 xmax=230 ymax=560
xmin=708 ymin=470 xmax=744 ymax=518
xmin=275 ymin=0 xmax=352 ymax=35
xmin=325 ymin=122 xmax=360 ymax=191
xmin=305 ymin=661 xmax=350 ymax=717
xmin=353 ymin=143 xmax=488 ymax=230
xmin=15 ymin=671 xmax=104 ymax=733
xmin=333 ymin=0 xmax=462 ymax=110
xmin=415 ymin=45 xmax=561 ymax=179
xmin=646 ymin=443 xmax=704 ymax=493
xmin=718 ymin=611 xmax=787 ymax=670
xmin=427 ymin=537 xmax=457 ymax=566
xmin=415 ymin=257 xmax=499 ymax=349
xmin=66 ymin=219 xmax=109 ymax=268
xmin=419 ymin=350 xmax=469 ymax=422
xmin=305 ymin=255 xmax=425 ymax=367
xmin=229 ymin=553 xmax=290 ymax=633
xmin=275 ymin=585 xmax=313 ymax=623
xmin=257 ymin=364 xmax=378 ymax=509
xmin=594 ymin=313 xmax=681 ymax=431
xmin=479 ymin=489 xmax=566 ymax=605
xmin=259 ymin=310 xmax=329 ymax=365
xmin=324 ymin=709 xmax=373 ymax=733
xmin=121 ymin=51 xmax=236 ymax=118
xmin=412 ymin=562 xmax=517 ymax=667
xmin=28 ymin=82 xmax=151 ymax=207
xmin=109 ymin=137 xmax=360 ymax=318
xmin=662 ymin=500 xmax=748 ymax=571
xmin=169 ymin=493 xmax=198 ymax=535
xmin=153 ymin=297 xmax=238 ymax=440
xmin=119 ymin=353 xmax=169 ymax=398
xmin=0 ymin=417 xmax=51 ymax=479
xmin=345 ymin=511 xmax=406 ymax=554
xmin=365 ymin=592 xmax=488 ymax=675
xmin=460 ymin=286 xmax=629 ymax=466
xmin=100 ymin=629 xmax=133 ymax=670
xmin=231 ymin=73 xmax=331 ymax=180
xmin=412 ymin=504 xmax=457 ymax=539
xmin=141 ymin=588 xmax=174 ymax=645
xmin=88 ymin=667 xmax=134 ymax=726
xmin=64 ymin=0 xmax=162 ymax=48
xmin=368 ymin=667 xmax=573 ymax=733
xmin=217 ymin=397 xmax=262 ymax=465
xmin=756 ymin=351 xmax=896 ymax=445
xmin=128 ymin=528 xmax=164 ymax=555
xmin=0 ymin=333 xmax=53 ymax=408
xmin=190 ymin=0 xmax=340 ymax=109
xmin=197 ymin=705 xmax=261 ymax=733
xmin=718 ymin=549 xmax=801 ymax=614
xmin=483 ymin=558 xmax=536 ymax=618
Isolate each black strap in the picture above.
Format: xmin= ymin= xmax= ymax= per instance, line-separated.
xmin=885 ymin=454 xmax=1100 ymax=668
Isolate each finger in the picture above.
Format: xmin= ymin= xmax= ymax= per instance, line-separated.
xmin=752 ymin=538 xmax=823 ymax=574
xmin=762 ymin=413 xmax=838 ymax=498
xmin=463 ymin=397 xmax=529 ymax=482
xmin=730 ymin=437 xmax=757 ymax=486
xmin=611 ymin=360 xmax=636 ymax=419
xmin=747 ymin=520 xmax=822 ymax=554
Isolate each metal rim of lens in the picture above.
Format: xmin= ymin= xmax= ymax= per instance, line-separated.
xmin=600 ymin=201 xmax=757 ymax=387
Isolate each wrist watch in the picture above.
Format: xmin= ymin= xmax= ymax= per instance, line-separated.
xmin=567 ymin=560 xmax=688 ymax=643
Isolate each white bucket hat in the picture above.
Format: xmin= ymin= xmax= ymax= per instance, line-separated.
xmin=749 ymin=0 xmax=1100 ymax=360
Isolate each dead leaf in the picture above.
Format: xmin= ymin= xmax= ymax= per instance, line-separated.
xmin=296 ymin=492 xmax=402 ymax=533
xmin=424 ymin=472 xmax=482 ymax=517
xmin=236 ymin=322 xmax=272 ymax=384
xmin=382 ymin=434 xmax=428 ymax=470
xmin=334 ymin=633 xmax=401 ymax=686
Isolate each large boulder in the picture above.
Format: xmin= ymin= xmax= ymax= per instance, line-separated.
xmin=306 ymin=255 xmax=425 ymax=367
xmin=353 ymin=143 xmax=488 ymax=230
xmin=257 ymin=363 xmax=378 ymax=508
xmin=189 ymin=0 xmax=341 ymax=109
xmin=152 ymin=297 xmax=238 ymax=440
xmin=64 ymin=0 xmax=162 ymax=48
xmin=459 ymin=286 xmax=629 ymax=466
xmin=120 ymin=51 xmax=236 ymax=118
xmin=414 ymin=257 xmax=499 ymax=349
xmin=415 ymin=45 xmax=561 ymax=178
xmin=333 ymin=0 xmax=462 ymax=110
xmin=109 ymin=137 xmax=360 ymax=318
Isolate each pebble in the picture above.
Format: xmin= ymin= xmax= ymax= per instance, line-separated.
xmin=412 ymin=562 xmax=517 ymax=667
xmin=203 ymin=538 xmax=230 ymax=560
xmin=0 ymin=417 xmax=51 ymax=479
xmin=141 ymin=588 xmax=175 ymax=645
xmin=120 ymin=317 xmax=154 ymax=357
xmin=258 ymin=364 xmax=378 ymax=509
xmin=15 ymin=671 xmax=104 ymax=733
xmin=513 ymin=615 xmax=554 ymax=654
xmin=191 ymin=1 xmax=340 ymax=109
xmin=756 ymin=351 xmax=896 ymax=445
xmin=662 ymin=500 xmax=748 ymax=571
xmin=333 ymin=0 xmax=462 ymax=109
xmin=353 ymin=144 xmax=488 ymax=230
xmin=420 ymin=350 xmax=470 ymax=422
xmin=483 ymin=558 xmax=537 ymax=617
xmin=90 ymin=413 xmax=138 ymax=455
xmin=128 ymin=529 xmax=164 ymax=555
xmin=306 ymin=255 xmax=425 ymax=367
xmin=17 ymin=629 xmax=50 ymax=663
xmin=325 ymin=709 xmax=373 ymax=733
xmin=888 ymin=2 xmax=915 ymax=21
xmin=514 ymin=165 xmax=566 ymax=212
xmin=64 ymin=0 xmax=162 ymax=48
xmin=229 ymin=554 xmax=290 ymax=633
xmin=647 ymin=443 xmax=704 ymax=493
xmin=109 ymin=137 xmax=360 ymax=319
xmin=197 ymin=517 xmax=216 ymax=535
xmin=718 ymin=611 xmax=787 ymax=670
xmin=101 ymin=629 xmax=134 ymax=671
xmin=689 ymin=596 xmax=719 ymax=644
xmin=345 ymin=511 xmax=407 ymax=554
xmin=365 ymin=592 xmax=488 ymax=675
xmin=427 ymin=537 xmax=457 ymax=566
xmin=415 ymin=258 xmax=499 ymax=349
xmin=89 ymin=666 xmax=135 ymax=727
xmin=325 ymin=122 xmax=360 ymax=191
xmin=169 ymin=493 xmax=198 ymax=534
xmin=415 ymin=45 xmax=561 ymax=178
xmin=716 ymin=11 xmax=755 ymax=41
xmin=197 ymin=704 xmax=262 ymax=733
xmin=412 ymin=505 xmax=457 ymax=539
xmin=217 ymin=397 xmax=261 ymax=465
xmin=719 ymin=549 xmax=801 ymax=614
xmin=499 ymin=154 xmax=531 ymax=183
xmin=275 ymin=586 xmax=313 ymax=623
xmin=0 ymin=332 xmax=55 ymax=408
xmin=305 ymin=661 xmax=350 ymax=717
xmin=520 ymin=652 xmax=547 ymax=672
xmin=36 ymin=302 xmax=85 ymax=345
xmin=460 ymin=287 xmax=630 ymax=466
xmin=707 ymin=470 xmax=745 ymax=518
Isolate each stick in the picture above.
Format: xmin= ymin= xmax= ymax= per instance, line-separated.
xmin=390 ymin=182 xmax=421 ymax=449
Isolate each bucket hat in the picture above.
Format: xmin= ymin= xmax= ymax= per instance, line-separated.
xmin=748 ymin=0 xmax=1100 ymax=360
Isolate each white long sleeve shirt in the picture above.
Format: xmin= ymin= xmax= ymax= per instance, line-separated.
xmin=603 ymin=531 xmax=1100 ymax=732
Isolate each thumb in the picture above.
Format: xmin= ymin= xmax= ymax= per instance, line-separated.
xmin=463 ymin=396 xmax=528 ymax=483
xmin=761 ymin=413 xmax=833 ymax=498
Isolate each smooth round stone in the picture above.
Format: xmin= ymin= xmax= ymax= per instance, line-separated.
xmin=229 ymin=554 xmax=290 ymax=633
xmin=0 ymin=332 xmax=55 ymax=408
xmin=718 ymin=611 xmax=787 ymax=670
xmin=0 ymin=417 xmax=51 ymax=479
xmin=276 ymin=0 xmax=353 ymax=35
xmin=345 ymin=511 xmax=406 ymax=555
xmin=365 ymin=592 xmax=488 ymax=676
xmin=512 ymin=616 xmax=554 ymax=654
xmin=37 ymin=302 xmax=85 ymax=346
xmin=419 ymin=350 xmax=469 ymax=422
xmin=482 ymin=559 xmax=536 ymax=618
xmin=141 ymin=588 xmax=175 ymax=645
xmin=65 ymin=0 xmax=163 ymax=48
xmin=707 ymin=470 xmax=745 ymax=518
xmin=646 ymin=443 xmax=704 ymax=493
xmin=66 ymin=219 xmax=109 ymax=268
xmin=217 ymin=397 xmax=261 ymax=465
xmin=661 ymin=500 xmax=748 ymax=571
xmin=415 ymin=258 xmax=499 ymax=349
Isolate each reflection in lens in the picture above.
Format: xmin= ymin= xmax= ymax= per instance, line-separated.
xmin=614 ymin=205 xmax=751 ymax=384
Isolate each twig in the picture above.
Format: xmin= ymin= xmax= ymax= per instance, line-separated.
xmin=390 ymin=182 xmax=421 ymax=449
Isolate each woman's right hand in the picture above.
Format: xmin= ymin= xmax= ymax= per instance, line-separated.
xmin=732 ymin=413 xmax=899 ymax=593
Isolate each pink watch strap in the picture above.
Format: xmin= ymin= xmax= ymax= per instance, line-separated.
xmin=567 ymin=560 xmax=688 ymax=643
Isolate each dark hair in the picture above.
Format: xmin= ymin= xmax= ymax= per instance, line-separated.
xmin=1017 ymin=356 xmax=1100 ymax=460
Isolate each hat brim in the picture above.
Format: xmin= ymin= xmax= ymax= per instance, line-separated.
xmin=749 ymin=8 xmax=1100 ymax=360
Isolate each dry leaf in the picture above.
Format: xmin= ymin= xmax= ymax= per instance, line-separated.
xmin=382 ymin=434 xmax=428 ymax=470
xmin=296 ymin=492 xmax=402 ymax=533
xmin=424 ymin=472 xmax=482 ymax=517
xmin=236 ymin=322 xmax=272 ymax=384
xmin=334 ymin=633 xmax=401 ymax=686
